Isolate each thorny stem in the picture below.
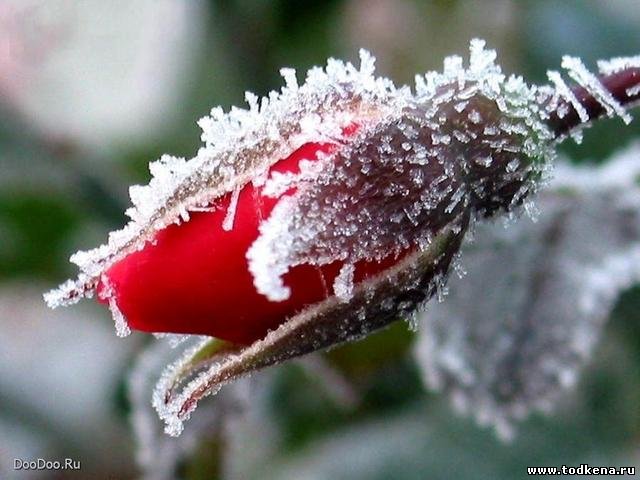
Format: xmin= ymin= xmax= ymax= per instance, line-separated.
xmin=546 ymin=67 xmax=640 ymax=138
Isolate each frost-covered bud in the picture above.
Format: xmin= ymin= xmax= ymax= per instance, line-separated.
xmin=44 ymin=40 xmax=556 ymax=359
xmin=44 ymin=40 xmax=639 ymax=435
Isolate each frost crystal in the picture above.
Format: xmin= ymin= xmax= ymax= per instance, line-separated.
xmin=597 ymin=55 xmax=640 ymax=75
xmin=334 ymin=263 xmax=356 ymax=302
xmin=627 ymin=84 xmax=640 ymax=97
xmin=99 ymin=275 xmax=131 ymax=337
xmin=415 ymin=143 xmax=640 ymax=439
xmin=222 ymin=187 xmax=240 ymax=232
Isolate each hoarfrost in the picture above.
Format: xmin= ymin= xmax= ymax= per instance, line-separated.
xmin=627 ymin=84 xmax=640 ymax=97
xmin=597 ymin=55 xmax=640 ymax=75
xmin=556 ymin=103 xmax=570 ymax=119
xmin=415 ymin=143 xmax=640 ymax=440
xmin=467 ymin=110 xmax=482 ymax=124
xmin=99 ymin=275 xmax=131 ymax=337
xmin=475 ymin=155 xmax=493 ymax=167
xmin=570 ymin=128 xmax=584 ymax=145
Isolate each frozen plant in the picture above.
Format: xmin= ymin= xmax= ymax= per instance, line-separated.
xmin=415 ymin=143 xmax=640 ymax=440
xmin=45 ymin=40 xmax=640 ymax=435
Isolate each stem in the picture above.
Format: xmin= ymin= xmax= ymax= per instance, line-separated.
xmin=546 ymin=67 xmax=640 ymax=138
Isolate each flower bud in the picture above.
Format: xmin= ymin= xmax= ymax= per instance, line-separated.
xmin=45 ymin=40 xmax=567 ymax=434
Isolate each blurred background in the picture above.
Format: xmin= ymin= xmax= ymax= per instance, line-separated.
xmin=1 ymin=0 xmax=640 ymax=478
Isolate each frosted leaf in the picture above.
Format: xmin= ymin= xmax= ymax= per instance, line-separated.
xmin=562 ymin=56 xmax=632 ymax=124
xmin=129 ymin=338 xmax=251 ymax=478
xmin=249 ymin=40 xmax=554 ymax=302
xmin=415 ymin=143 xmax=640 ymax=439
xmin=153 ymin=226 xmax=465 ymax=434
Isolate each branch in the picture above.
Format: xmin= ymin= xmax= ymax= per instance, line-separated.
xmin=547 ymin=67 xmax=640 ymax=138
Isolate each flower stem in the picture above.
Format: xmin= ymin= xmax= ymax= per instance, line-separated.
xmin=546 ymin=67 xmax=640 ymax=138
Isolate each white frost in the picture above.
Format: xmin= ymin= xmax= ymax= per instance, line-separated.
xmin=222 ymin=187 xmax=241 ymax=232
xmin=597 ymin=55 xmax=640 ymax=75
xmin=99 ymin=275 xmax=131 ymax=337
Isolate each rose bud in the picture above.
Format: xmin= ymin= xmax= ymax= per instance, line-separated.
xmin=45 ymin=40 xmax=639 ymax=435
xmin=94 ymin=134 xmax=413 ymax=344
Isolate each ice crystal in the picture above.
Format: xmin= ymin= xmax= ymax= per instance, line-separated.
xmin=415 ymin=143 xmax=640 ymax=440
xmin=222 ymin=187 xmax=241 ymax=231
xmin=597 ymin=55 xmax=640 ymax=75
xmin=627 ymin=84 xmax=640 ymax=97
xmin=334 ymin=263 xmax=356 ymax=302
xmin=98 ymin=275 xmax=131 ymax=338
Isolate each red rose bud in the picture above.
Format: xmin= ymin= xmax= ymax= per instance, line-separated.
xmin=95 ymin=135 xmax=408 ymax=344
xmin=45 ymin=41 xmax=639 ymax=434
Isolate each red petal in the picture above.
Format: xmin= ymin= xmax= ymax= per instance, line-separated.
xmin=98 ymin=141 xmax=403 ymax=344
